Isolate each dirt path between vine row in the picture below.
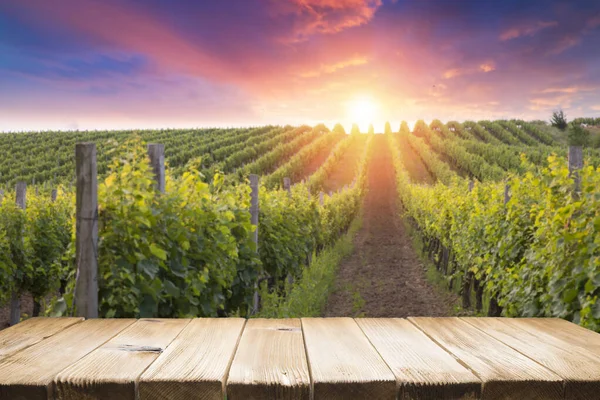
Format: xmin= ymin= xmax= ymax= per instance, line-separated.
xmin=324 ymin=134 xmax=454 ymax=318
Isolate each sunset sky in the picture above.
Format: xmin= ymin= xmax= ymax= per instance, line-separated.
xmin=1 ymin=0 xmax=600 ymax=132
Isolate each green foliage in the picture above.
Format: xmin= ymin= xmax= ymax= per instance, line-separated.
xmin=478 ymin=121 xmax=520 ymax=145
xmin=306 ymin=135 xmax=357 ymax=194
xmin=264 ymin=129 xmax=344 ymax=189
xmin=351 ymin=123 xmax=361 ymax=135
xmin=96 ymin=138 xmax=260 ymax=317
xmin=2 ymin=124 xmax=371 ymax=320
xmin=368 ymin=124 xmax=375 ymax=135
xmin=389 ymin=130 xmax=600 ymax=330
xmin=551 ymin=109 xmax=568 ymax=131
xmin=0 ymin=188 xmax=72 ymax=308
xmin=257 ymin=213 xmax=362 ymax=318
xmin=568 ymin=123 xmax=590 ymax=146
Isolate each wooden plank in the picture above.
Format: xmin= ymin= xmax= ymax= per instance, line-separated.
xmin=54 ymin=318 xmax=190 ymax=400
xmin=0 ymin=318 xmax=133 ymax=400
xmin=302 ymin=317 xmax=396 ymax=400
xmin=463 ymin=317 xmax=600 ymax=400
xmin=356 ymin=318 xmax=480 ymax=399
xmin=227 ymin=319 xmax=310 ymax=400
xmin=139 ymin=318 xmax=245 ymax=400
xmin=0 ymin=317 xmax=83 ymax=359
xmin=506 ymin=317 xmax=600 ymax=356
xmin=410 ymin=317 xmax=564 ymax=400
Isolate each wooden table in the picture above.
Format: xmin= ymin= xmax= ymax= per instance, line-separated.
xmin=0 ymin=317 xmax=599 ymax=399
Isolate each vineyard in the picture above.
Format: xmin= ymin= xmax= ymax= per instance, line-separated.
xmin=1 ymin=118 xmax=600 ymax=332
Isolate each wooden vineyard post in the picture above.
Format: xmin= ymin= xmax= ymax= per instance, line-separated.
xmin=9 ymin=182 xmax=27 ymax=326
xmin=569 ymin=146 xmax=583 ymax=198
xmin=249 ymin=174 xmax=260 ymax=314
xmin=0 ymin=189 xmax=4 ymax=203
xmin=147 ymin=144 xmax=166 ymax=194
xmin=319 ymin=192 xmax=324 ymax=206
xmin=74 ymin=143 xmax=99 ymax=319
xmin=283 ymin=177 xmax=291 ymax=197
xmin=468 ymin=180 xmax=474 ymax=192
xmin=51 ymin=189 xmax=58 ymax=202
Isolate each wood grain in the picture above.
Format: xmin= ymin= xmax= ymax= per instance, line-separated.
xmin=74 ymin=142 xmax=98 ymax=318
xmin=227 ymin=319 xmax=310 ymax=400
xmin=302 ymin=317 xmax=396 ymax=400
xmin=469 ymin=317 xmax=600 ymax=400
xmin=356 ymin=318 xmax=480 ymax=399
xmin=506 ymin=318 xmax=600 ymax=356
xmin=54 ymin=318 xmax=190 ymax=400
xmin=410 ymin=317 xmax=564 ymax=400
xmin=0 ymin=317 xmax=83 ymax=359
xmin=139 ymin=318 xmax=245 ymax=400
xmin=0 ymin=318 xmax=133 ymax=400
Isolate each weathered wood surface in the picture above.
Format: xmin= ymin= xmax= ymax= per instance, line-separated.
xmin=463 ymin=317 xmax=600 ymax=400
xmin=0 ymin=317 xmax=83 ymax=359
xmin=1 ymin=317 xmax=600 ymax=399
xmin=55 ymin=319 xmax=189 ymax=400
xmin=140 ymin=318 xmax=245 ymax=400
xmin=410 ymin=317 xmax=564 ymax=400
xmin=356 ymin=318 xmax=480 ymax=399
xmin=0 ymin=319 xmax=133 ymax=399
xmin=74 ymin=143 xmax=99 ymax=319
xmin=302 ymin=317 xmax=396 ymax=400
xmin=228 ymin=319 xmax=310 ymax=400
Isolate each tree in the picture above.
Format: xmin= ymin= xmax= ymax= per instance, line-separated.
xmin=568 ymin=123 xmax=590 ymax=146
xmin=332 ymin=123 xmax=346 ymax=134
xmin=384 ymin=121 xmax=392 ymax=135
xmin=351 ymin=123 xmax=360 ymax=135
xmin=368 ymin=124 xmax=375 ymax=135
xmin=551 ymin=109 xmax=568 ymax=131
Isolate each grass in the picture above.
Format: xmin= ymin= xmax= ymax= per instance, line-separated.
xmin=256 ymin=209 xmax=363 ymax=318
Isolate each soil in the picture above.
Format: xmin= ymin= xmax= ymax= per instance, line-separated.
xmin=324 ymin=135 xmax=455 ymax=317
xmin=321 ymin=135 xmax=367 ymax=193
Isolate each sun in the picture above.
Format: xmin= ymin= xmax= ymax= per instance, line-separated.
xmin=346 ymin=96 xmax=378 ymax=132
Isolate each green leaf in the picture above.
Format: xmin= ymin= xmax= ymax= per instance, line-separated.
xmin=149 ymin=244 xmax=167 ymax=261
xmin=164 ymin=280 xmax=180 ymax=297
xmin=585 ymin=279 xmax=596 ymax=294
xmin=563 ymin=288 xmax=579 ymax=303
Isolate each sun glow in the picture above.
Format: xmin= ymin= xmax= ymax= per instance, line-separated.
xmin=346 ymin=96 xmax=378 ymax=132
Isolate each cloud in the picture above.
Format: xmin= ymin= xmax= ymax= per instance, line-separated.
xmin=270 ymin=0 xmax=383 ymax=41
xmin=479 ymin=63 xmax=496 ymax=73
xmin=540 ymin=86 xmax=597 ymax=94
xmin=528 ymin=95 xmax=573 ymax=111
xmin=591 ymin=105 xmax=600 ymax=111
xmin=299 ymin=56 xmax=368 ymax=78
xmin=499 ymin=20 xmax=558 ymax=41
xmin=443 ymin=62 xmax=496 ymax=79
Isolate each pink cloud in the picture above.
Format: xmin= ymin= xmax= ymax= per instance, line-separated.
xmin=500 ymin=20 xmax=558 ymax=41
xmin=299 ymin=56 xmax=368 ymax=78
xmin=540 ymin=86 xmax=598 ymax=94
xmin=270 ymin=0 xmax=383 ymax=41
xmin=443 ymin=62 xmax=496 ymax=79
